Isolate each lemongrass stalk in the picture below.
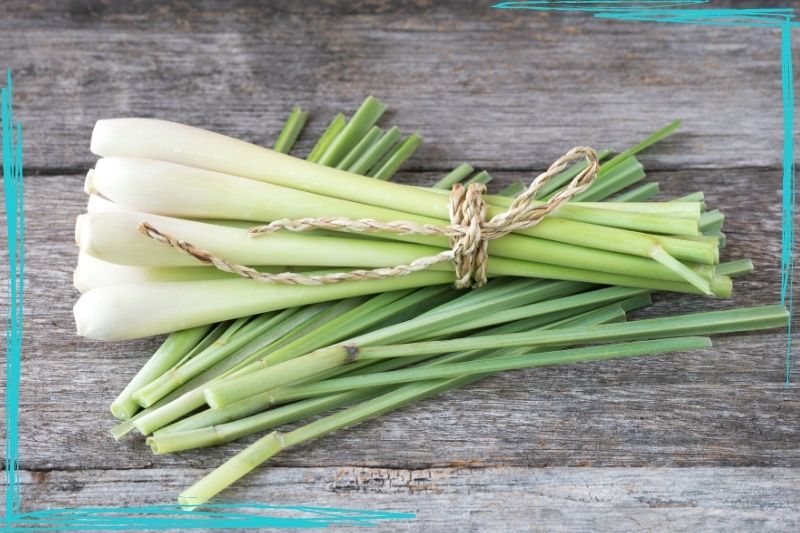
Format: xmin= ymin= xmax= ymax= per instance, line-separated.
xmin=596 ymin=120 xmax=681 ymax=176
xmin=466 ymin=170 xmax=493 ymax=185
xmin=369 ymin=133 xmax=423 ymax=180
xmin=348 ymin=126 xmax=402 ymax=175
xmin=674 ymin=191 xmax=705 ymax=203
xmin=74 ymin=270 xmax=452 ymax=341
xmin=77 ymin=209 xmax=711 ymax=288
xmin=172 ymin=321 xmax=232 ymax=369
xmin=132 ymin=296 xmax=371 ymax=408
xmin=307 ymin=113 xmax=346 ymax=163
xmin=434 ymin=163 xmax=474 ymax=189
xmin=534 ymin=149 xmax=613 ymax=199
xmin=86 ymin=194 xmax=128 ymax=213
xmin=109 ymin=325 xmax=211 ymax=420
xmin=699 ymin=210 xmax=725 ymax=233
xmin=73 ymin=253 xmax=236 ymax=292
xmin=245 ymin=337 xmax=716 ymax=400
xmin=317 ymin=96 xmax=387 ymax=166
xmin=273 ymin=107 xmax=308 ymax=154
xmin=151 ymin=302 xmax=627 ymax=449
xmin=89 ymin=118 xmax=677 ymax=236
xmin=180 ymin=336 xmax=705 ymax=507
xmin=611 ymin=183 xmax=661 ymax=202
xmin=129 ymin=305 xmax=331 ymax=435
xmin=498 ymin=181 xmax=525 ymax=197
xmin=203 ymin=304 xmax=787 ymax=408
xmin=572 ymin=156 xmax=647 ymax=201
xmin=161 ymin=296 xmax=639 ymax=437
xmin=335 ymin=126 xmax=382 ymax=170
xmin=88 ymin=156 xmax=717 ymax=268
xmin=129 ymin=288 xmax=452 ymax=436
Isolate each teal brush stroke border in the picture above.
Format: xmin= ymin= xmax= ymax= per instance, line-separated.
xmin=4 ymin=0 xmax=798 ymax=529
xmin=0 ymin=70 xmax=413 ymax=530
xmin=494 ymin=0 xmax=798 ymax=384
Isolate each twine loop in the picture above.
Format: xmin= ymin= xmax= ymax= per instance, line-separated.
xmin=138 ymin=146 xmax=599 ymax=288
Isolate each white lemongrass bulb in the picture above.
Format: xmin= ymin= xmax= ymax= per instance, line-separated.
xmin=73 ymin=271 xmax=452 ymax=341
xmin=90 ymin=118 xmax=450 ymax=220
xmin=73 ymin=252 xmax=235 ymax=293
xmin=75 ymin=210 xmax=447 ymax=268
xmin=87 ymin=194 xmax=129 ymax=214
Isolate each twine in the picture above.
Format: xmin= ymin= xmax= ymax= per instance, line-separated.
xmin=138 ymin=146 xmax=599 ymax=288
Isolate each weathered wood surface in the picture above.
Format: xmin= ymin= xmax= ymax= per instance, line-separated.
xmin=1 ymin=1 xmax=799 ymax=530
xmin=12 ymin=467 xmax=800 ymax=532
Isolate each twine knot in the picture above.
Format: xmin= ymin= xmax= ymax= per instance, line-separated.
xmin=139 ymin=147 xmax=599 ymax=288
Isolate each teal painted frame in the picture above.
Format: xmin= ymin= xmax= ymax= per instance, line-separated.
xmin=3 ymin=0 xmax=798 ymax=529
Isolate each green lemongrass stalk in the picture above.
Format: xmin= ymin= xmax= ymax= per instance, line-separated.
xmin=203 ymin=304 xmax=787 ymax=408
xmin=700 ymin=210 xmax=725 ymax=233
xmin=155 ymin=295 xmax=641 ymax=438
xmin=171 ymin=321 xmax=233 ymax=370
xmin=87 ymin=156 xmax=716 ymax=268
xmin=131 ymin=295 xmax=377 ymax=408
xmin=73 ymin=252 xmax=236 ymax=292
xmin=236 ymin=337 xmax=715 ymax=401
xmin=611 ymin=183 xmax=661 ymax=202
xmin=74 ymin=270 xmax=452 ymax=341
xmin=317 ymin=96 xmax=387 ymax=166
xmin=572 ymin=156 xmax=647 ymax=202
xmin=534 ymin=149 xmax=613 ymax=199
xmin=335 ymin=126 xmax=382 ymax=170
xmin=109 ymin=325 xmax=211 ymax=420
xmin=498 ymin=181 xmax=525 ymax=197
xmin=150 ymin=302 xmax=628 ymax=450
xmin=76 ymin=208 xmax=713 ymax=288
xmin=370 ymin=133 xmax=423 ymax=180
xmin=348 ymin=126 xmax=402 ymax=175
xmin=466 ymin=170 xmax=493 ymax=185
xmin=180 ymin=335 xmax=707 ymax=506
xmin=273 ymin=107 xmax=308 ymax=154
xmin=594 ymin=120 xmax=681 ymax=176
xmin=131 ymin=279 xmax=559 ymax=435
xmin=307 ymin=113 xmax=346 ymax=163
xmin=434 ymin=163 xmax=474 ymax=189
xmin=90 ymin=119 xmax=711 ymax=267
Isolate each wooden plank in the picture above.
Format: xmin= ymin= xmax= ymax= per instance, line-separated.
xmin=5 ymin=467 xmax=800 ymax=532
xmin=0 ymin=170 xmax=796 ymax=475
xmin=1 ymin=1 xmax=796 ymax=172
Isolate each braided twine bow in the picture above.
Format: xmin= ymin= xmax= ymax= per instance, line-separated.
xmin=139 ymin=147 xmax=599 ymax=289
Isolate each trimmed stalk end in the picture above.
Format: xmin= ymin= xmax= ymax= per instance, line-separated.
xmin=84 ymin=168 xmax=96 ymax=195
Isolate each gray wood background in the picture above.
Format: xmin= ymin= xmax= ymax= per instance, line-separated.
xmin=1 ymin=1 xmax=799 ymax=530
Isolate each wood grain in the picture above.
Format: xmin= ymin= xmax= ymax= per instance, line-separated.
xmin=6 ymin=467 xmax=800 ymax=532
xmin=0 ymin=1 xmax=798 ymax=529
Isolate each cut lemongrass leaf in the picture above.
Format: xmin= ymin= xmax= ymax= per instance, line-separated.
xmin=572 ymin=157 xmax=646 ymax=202
xmin=599 ymin=120 xmax=681 ymax=176
xmin=534 ymin=148 xmax=613 ymax=199
xmin=674 ymin=191 xmax=705 ymax=203
xmin=165 ymin=303 xmax=624 ymax=451
xmin=203 ymin=305 xmax=787 ymax=408
xmin=369 ymin=133 xmax=423 ymax=180
xmin=466 ymin=170 xmax=493 ymax=185
xmin=110 ymin=325 xmax=212 ymax=420
xmin=335 ymin=126 xmax=382 ymax=170
xmin=348 ymin=126 xmax=402 ymax=175
xmin=434 ymin=163 xmax=474 ymax=189
xmin=273 ymin=107 xmax=308 ymax=154
xmin=610 ymin=183 xmax=661 ymax=202
xmin=649 ymin=245 xmax=712 ymax=295
xmin=700 ymin=210 xmax=725 ymax=233
xmin=716 ymin=258 xmax=753 ymax=278
xmin=498 ymin=181 xmax=525 ymax=198
xmin=181 ymin=336 xmax=707 ymax=507
xmin=253 ymin=337 xmax=714 ymax=398
xmin=317 ymin=96 xmax=387 ymax=167
xmin=307 ymin=113 xmax=346 ymax=163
